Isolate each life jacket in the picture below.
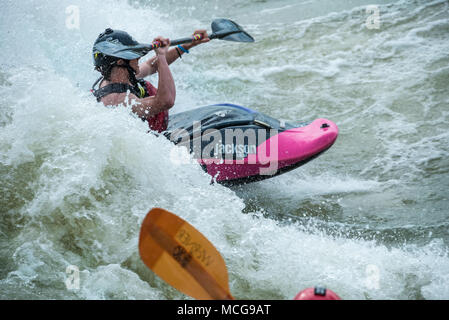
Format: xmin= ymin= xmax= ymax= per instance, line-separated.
xmin=91 ymin=78 xmax=169 ymax=133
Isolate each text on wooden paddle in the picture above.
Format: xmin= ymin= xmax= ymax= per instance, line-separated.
xmin=176 ymin=228 xmax=214 ymax=267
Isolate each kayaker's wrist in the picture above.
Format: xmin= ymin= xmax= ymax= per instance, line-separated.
xmin=182 ymin=43 xmax=194 ymax=51
xmin=152 ymin=54 xmax=167 ymax=68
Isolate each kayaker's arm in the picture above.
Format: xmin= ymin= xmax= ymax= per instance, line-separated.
xmin=137 ymin=48 xmax=183 ymax=78
xmin=130 ymin=43 xmax=176 ymax=117
xmin=137 ymin=30 xmax=209 ymax=79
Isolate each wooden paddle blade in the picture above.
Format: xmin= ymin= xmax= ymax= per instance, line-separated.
xmin=139 ymin=208 xmax=234 ymax=300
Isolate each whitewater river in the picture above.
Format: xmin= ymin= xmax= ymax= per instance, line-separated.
xmin=1 ymin=0 xmax=448 ymax=299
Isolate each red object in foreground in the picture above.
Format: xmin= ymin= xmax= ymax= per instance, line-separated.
xmin=294 ymin=287 xmax=341 ymax=300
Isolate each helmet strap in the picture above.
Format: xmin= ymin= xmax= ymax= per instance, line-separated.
xmin=91 ymin=76 xmax=104 ymax=92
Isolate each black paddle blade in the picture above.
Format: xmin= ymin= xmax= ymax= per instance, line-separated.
xmin=211 ymin=19 xmax=254 ymax=43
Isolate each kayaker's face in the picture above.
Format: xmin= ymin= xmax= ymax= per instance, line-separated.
xmin=129 ymin=58 xmax=140 ymax=74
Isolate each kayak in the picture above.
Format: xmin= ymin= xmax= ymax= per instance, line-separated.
xmin=165 ymin=104 xmax=338 ymax=185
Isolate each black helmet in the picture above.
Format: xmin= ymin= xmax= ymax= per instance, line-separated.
xmin=93 ymin=28 xmax=150 ymax=72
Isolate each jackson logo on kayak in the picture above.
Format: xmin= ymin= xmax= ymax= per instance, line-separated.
xmin=214 ymin=143 xmax=257 ymax=158
xmin=169 ymin=121 xmax=280 ymax=175
xmin=175 ymin=228 xmax=214 ymax=267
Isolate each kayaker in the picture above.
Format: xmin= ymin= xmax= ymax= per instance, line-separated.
xmin=91 ymin=28 xmax=209 ymax=132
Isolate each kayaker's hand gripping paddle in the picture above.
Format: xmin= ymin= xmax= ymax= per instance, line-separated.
xmin=114 ymin=18 xmax=254 ymax=55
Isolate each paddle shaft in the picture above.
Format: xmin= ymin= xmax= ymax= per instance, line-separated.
xmin=149 ymin=30 xmax=242 ymax=49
